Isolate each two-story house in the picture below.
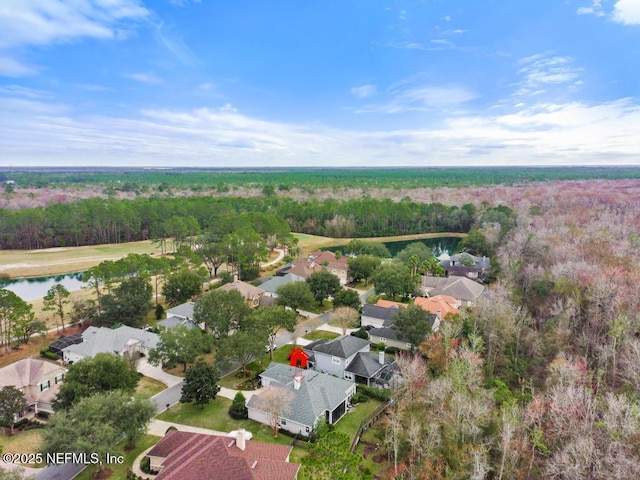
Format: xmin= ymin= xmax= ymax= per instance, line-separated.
xmin=304 ymin=335 xmax=396 ymax=388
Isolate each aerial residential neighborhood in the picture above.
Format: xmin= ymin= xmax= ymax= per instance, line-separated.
xmin=0 ymin=233 xmax=488 ymax=480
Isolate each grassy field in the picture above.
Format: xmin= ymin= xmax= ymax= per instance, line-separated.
xmin=302 ymin=330 xmax=340 ymax=341
xmin=1 ymin=429 xmax=45 ymax=462
xmin=0 ymin=240 xmax=161 ymax=279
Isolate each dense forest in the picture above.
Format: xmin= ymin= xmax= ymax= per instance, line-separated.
xmin=0 ymin=196 xmax=515 ymax=250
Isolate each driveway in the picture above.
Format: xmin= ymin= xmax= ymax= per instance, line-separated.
xmin=137 ymin=358 xmax=183 ymax=388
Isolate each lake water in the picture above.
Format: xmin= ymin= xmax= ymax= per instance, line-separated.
xmin=0 ymin=272 xmax=87 ymax=301
xmin=324 ymin=236 xmax=461 ymax=258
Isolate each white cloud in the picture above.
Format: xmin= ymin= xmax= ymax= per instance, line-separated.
xmin=198 ymin=82 xmax=215 ymax=91
xmin=515 ymin=55 xmax=582 ymax=96
xmin=577 ymin=0 xmax=605 ymax=17
xmin=0 ymin=89 xmax=639 ymax=167
xmin=350 ymin=84 xmax=377 ymax=98
xmin=126 ymin=72 xmax=163 ymax=84
xmin=154 ymin=22 xmax=199 ymax=66
xmin=358 ymin=83 xmax=477 ymax=114
xmin=0 ymin=0 xmax=148 ymax=77
xmin=0 ymin=56 xmax=38 ymax=77
xmin=613 ymin=0 xmax=640 ymax=24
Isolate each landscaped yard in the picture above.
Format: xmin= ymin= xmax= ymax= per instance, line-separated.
xmin=73 ymin=434 xmax=161 ymax=480
xmin=156 ymin=397 xmax=294 ymax=446
xmin=135 ymin=375 xmax=166 ymax=399
xmin=1 ymin=428 xmax=45 ymax=467
xmin=334 ymin=398 xmax=383 ymax=442
xmin=302 ymin=300 xmax=333 ymax=314
xmin=303 ymin=330 xmax=340 ymax=341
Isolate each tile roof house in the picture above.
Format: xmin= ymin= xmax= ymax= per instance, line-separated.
xmin=304 ymin=335 xmax=397 ymax=387
xmin=61 ymin=326 xmax=160 ymax=364
xmin=285 ymin=251 xmax=349 ymax=285
xmin=421 ymin=275 xmax=486 ymax=307
xmin=0 ymin=357 xmax=67 ymax=414
xmin=218 ymin=280 xmax=266 ymax=308
xmin=247 ymin=363 xmax=356 ymax=436
xmin=147 ymin=429 xmax=299 ymax=480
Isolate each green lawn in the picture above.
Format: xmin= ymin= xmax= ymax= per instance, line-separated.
xmin=334 ymin=399 xmax=383 ymax=442
xmin=156 ymin=397 xmax=292 ymax=446
xmin=73 ymin=434 xmax=161 ymax=480
xmin=135 ymin=375 xmax=166 ymax=399
xmin=303 ymin=300 xmax=333 ymax=314
xmin=303 ymin=330 xmax=340 ymax=341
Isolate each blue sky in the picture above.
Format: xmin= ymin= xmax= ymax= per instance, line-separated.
xmin=1 ymin=0 xmax=640 ymax=167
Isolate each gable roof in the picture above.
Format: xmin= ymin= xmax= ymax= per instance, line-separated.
xmin=61 ymin=326 xmax=160 ymax=358
xmin=362 ymin=304 xmax=399 ymax=325
xmin=307 ymin=334 xmax=369 ymax=359
xmin=149 ymin=430 xmax=299 ymax=480
xmin=344 ymin=352 xmax=394 ymax=378
xmin=157 ymin=316 xmax=198 ymax=330
xmin=250 ymin=363 xmax=354 ymax=428
xmin=259 ymin=273 xmax=305 ymax=294
xmin=166 ymin=302 xmax=195 ymax=320
xmin=369 ymin=327 xmax=409 ymax=343
xmin=218 ymin=280 xmax=266 ymax=300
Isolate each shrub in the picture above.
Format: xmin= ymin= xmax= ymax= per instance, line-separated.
xmin=155 ymin=304 xmax=165 ymax=320
xmin=370 ymin=342 xmax=386 ymax=352
xmin=40 ymin=349 xmax=58 ymax=360
xmin=350 ymin=328 xmax=369 ymax=340
xmin=351 ymin=391 xmax=368 ymax=404
xmin=165 ymin=426 xmax=177 ymax=434
xmin=229 ymin=392 xmax=248 ymax=420
xmin=357 ymin=384 xmax=392 ymax=402
xmin=384 ymin=346 xmax=401 ymax=355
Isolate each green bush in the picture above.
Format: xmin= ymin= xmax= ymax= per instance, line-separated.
xmin=357 ymin=384 xmax=392 ymax=402
xmin=351 ymin=391 xmax=368 ymax=404
xmin=155 ymin=304 xmax=165 ymax=320
xmin=40 ymin=349 xmax=58 ymax=360
xmin=384 ymin=346 xmax=401 ymax=355
xmin=229 ymin=392 xmax=248 ymax=419
xmin=351 ymin=328 xmax=369 ymax=340
xmin=370 ymin=342 xmax=386 ymax=352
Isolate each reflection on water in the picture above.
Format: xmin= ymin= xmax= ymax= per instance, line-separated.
xmin=323 ymin=236 xmax=461 ymax=257
xmin=0 ymin=272 xmax=87 ymax=301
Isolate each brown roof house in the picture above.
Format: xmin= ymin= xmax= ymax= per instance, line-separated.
xmin=218 ymin=280 xmax=266 ymax=308
xmin=147 ymin=429 xmax=300 ymax=480
xmin=421 ymin=275 xmax=486 ymax=307
xmin=287 ymin=251 xmax=349 ymax=285
xmin=0 ymin=357 xmax=67 ymax=414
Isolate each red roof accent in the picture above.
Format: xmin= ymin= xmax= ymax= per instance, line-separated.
xmin=150 ymin=431 xmax=299 ymax=480
xmin=289 ymin=347 xmax=310 ymax=368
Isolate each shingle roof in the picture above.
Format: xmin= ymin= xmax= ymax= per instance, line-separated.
xmin=249 ymin=363 xmax=354 ymax=428
xmin=344 ymin=352 xmax=394 ymax=378
xmin=157 ymin=316 xmax=198 ymax=329
xmin=150 ymin=431 xmax=299 ymax=480
xmin=218 ymin=280 xmax=266 ymax=300
xmin=369 ymin=327 xmax=408 ymax=342
xmin=421 ymin=275 xmax=485 ymax=302
xmin=259 ymin=273 xmax=305 ymax=294
xmin=310 ymin=335 xmax=369 ymax=359
xmin=166 ymin=302 xmax=195 ymax=320
xmin=61 ymin=326 xmax=160 ymax=358
xmin=362 ymin=304 xmax=399 ymax=325
xmin=0 ymin=358 xmax=66 ymax=405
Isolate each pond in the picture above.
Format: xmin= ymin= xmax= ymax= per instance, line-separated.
xmin=0 ymin=272 xmax=87 ymax=301
xmin=324 ymin=236 xmax=461 ymax=258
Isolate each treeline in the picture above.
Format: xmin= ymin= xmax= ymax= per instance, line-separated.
xmin=3 ymin=166 xmax=640 ymax=190
xmin=0 ymin=196 xmax=515 ymax=250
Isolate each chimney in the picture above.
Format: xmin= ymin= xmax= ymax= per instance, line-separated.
xmin=294 ymin=374 xmax=303 ymax=390
xmin=236 ymin=428 xmax=246 ymax=451
xmin=233 ymin=273 xmax=238 ymax=283
xmin=378 ymin=350 xmax=385 ymax=365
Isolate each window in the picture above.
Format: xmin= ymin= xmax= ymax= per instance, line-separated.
xmin=40 ymin=380 xmax=50 ymax=392
xmin=332 ymin=357 xmax=341 ymax=365
xmin=55 ymin=373 xmax=65 ymax=384
xmin=305 ymin=427 xmax=310 ymax=433
xmin=281 ymin=419 xmax=286 ymax=426
xmin=380 ymin=337 xmax=387 ymax=343
xmin=406 ymin=343 xmax=412 ymax=349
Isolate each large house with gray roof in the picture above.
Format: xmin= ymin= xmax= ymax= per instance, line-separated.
xmin=61 ymin=326 xmax=160 ymax=364
xmin=247 ymin=362 xmax=356 ymax=436
xmin=304 ymin=335 xmax=397 ymax=388
xmin=421 ymin=275 xmax=486 ymax=307
xmin=258 ymin=273 xmax=305 ymax=298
